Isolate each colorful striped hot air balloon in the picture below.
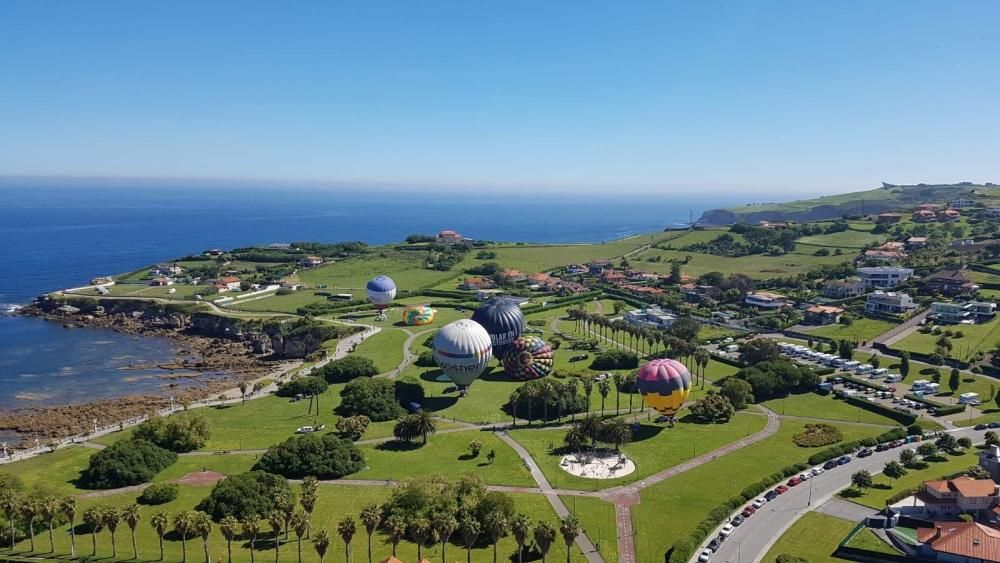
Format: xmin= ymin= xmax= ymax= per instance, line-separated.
xmin=636 ymin=358 xmax=692 ymax=423
xmin=402 ymin=305 xmax=436 ymax=326
xmin=502 ymin=335 xmax=554 ymax=380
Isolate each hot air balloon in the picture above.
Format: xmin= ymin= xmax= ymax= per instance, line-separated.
xmin=471 ymin=298 xmax=524 ymax=358
xmin=366 ymin=275 xmax=397 ymax=320
xmin=432 ymin=319 xmax=492 ymax=391
xmin=501 ymin=335 xmax=554 ymax=380
xmin=402 ymin=305 xmax=436 ymax=326
xmin=636 ymin=358 xmax=692 ymax=426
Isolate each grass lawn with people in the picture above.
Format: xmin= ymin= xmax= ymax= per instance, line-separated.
xmin=630 ymin=420 xmax=883 ymax=563
xmin=761 ymin=512 xmax=856 ymax=563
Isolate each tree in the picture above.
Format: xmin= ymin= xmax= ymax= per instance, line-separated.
xmin=581 ymin=376 xmax=594 ymax=415
xmin=599 ymin=418 xmax=633 ymax=451
xmin=1 ymin=490 xmax=19 ymax=551
xmin=899 ymin=351 xmax=910 ymax=379
xmin=511 ymin=514 xmax=532 ymax=563
xmin=967 ymin=465 xmax=992 ymax=480
xmin=333 ymin=516 xmax=355 ymax=563
xmin=319 ymin=356 xmax=379 ymax=383
xmin=242 ymin=516 xmax=261 ymax=563
xmin=60 ymin=497 xmax=77 ymax=558
xmin=196 ymin=471 xmax=293 ymax=521
xmin=689 ymin=392 xmax=735 ymax=423
xmin=134 ymin=414 xmax=211 ymax=452
xmin=949 ymin=368 xmax=961 ymax=395
xmin=883 ymin=461 xmax=907 ymax=485
xmin=123 ymin=503 xmax=142 ymax=560
xmin=82 ymin=438 xmax=177 ymax=489
xmin=563 ymin=425 xmax=589 ymax=451
xmin=395 ymin=411 xmax=437 ymax=445
xmin=299 ymin=477 xmax=318 ymax=539
xmin=358 ymin=504 xmax=381 ymax=563
xmin=670 ymin=262 xmax=682 ymax=283
xmin=254 ymin=435 xmax=365 ymax=479
xmin=917 ymin=442 xmax=939 ymax=458
xmin=937 ymin=434 xmax=959 ymax=454
xmin=558 ymin=516 xmax=580 ymax=563
xmin=385 ymin=515 xmax=406 ymax=557
xmin=720 ymin=378 xmax=754 ymax=409
xmin=433 ymin=514 xmax=458 ymax=563
xmin=408 ymin=517 xmax=431 ymax=561
xmin=851 ymin=470 xmax=873 ymax=490
xmin=239 ymin=380 xmax=249 ymax=405
xmin=869 ymin=354 xmax=880 ymax=370
xmin=899 ymin=449 xmax=918 ymax=467
xmin=533 ymin=521 xmax=557 ymax=563
xmin=459 ymin=517 xmax=481 ymax=563
xmin=313 ymin=528 xmax=332 ymax=563
xmin=484 ymin=513 xmax=509 ymax=563
xmin=335 ymin=415 xmax=371 ymax=440
xmin=338 ymin=377 xmax=403 ymax=421
xmin=268 ymin=511 xmax=284 ymax=563
xmin=193 ymin=511 xmax=213 ymax=563
xmin=40 ymin=496 xmax=59 ymax=553
xmin=151 ymin=511 xmax=169 ymax=561
xmin=83 ymin=507 xmax=103 ymax=556
xmin=487 ymin=449 xmax=497 ymax=464
xmin=597 ymin=379 xmax=610 ymax=416
xmin=277 ymin=493 xmax=295 ymax=540
xmin=276 ymin=377 xmax=329 ymax=415
xmin=958 ymin=437 xmax=973 ymax=450
xmin=291 ymin=510 xmax=309 ymax=563
xmin=986 ymin=431 xmax=1000 ymax=447
xmin=173 ymin=510 xmax=196 ymax=563
xmin=740 ymin=339 xmax=781 ymax=364
xmin=20 ymin=499 xmax=37 ymax=553
xmin=217 ymin=518 xmax=239 ymax=561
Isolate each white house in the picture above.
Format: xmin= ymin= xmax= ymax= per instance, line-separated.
xmin=214 ymin=276 xmax=242 ymax=292
xmin=624 ymin=306 xmax=677 ymax=329
xmin=744 ymin=291 xmax=789 ymax=309
xmin=857 ymin=266 xmax=914 ymax=289
xmin=865 ymin=290 xmax=917 ymax=315
xmin=986 ymin=207 xmax=1000 ymax=219
xmin=949 ymin=198 xmax=976 ymax=208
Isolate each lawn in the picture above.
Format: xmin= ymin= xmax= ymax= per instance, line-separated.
xmin=630 ymin=420 xmax=883 ymax=563
xmin=352 ymin=430 xmax=537 ymax=487
xmin=796 ymin=229 xmax=886 ymax=249
xmin=760 ymin=512 xmax=856 ymax=563
xmin=844 ymin=527 xmax=902 ymax=555
xmin=895 ymin=318 xmax=1000 ymax=362
xmin=631 ymin=248 xmax=853 ymax=280
xmin=841 ymin=449 xmax=976 ymax=509
xmin=0 ymin=446 xmax=94 ymax=496
xmin=807 ymin=318 xmax=898 ymax=344
xmin=229 ymin=289 xmax=332 ymax=313
xmin=451 ymin=236 xmax=667 ymax=275
xmin=509 ymin=411 xmax=768 ymax=491
xmin=296 ymin=251 xmax=458 ymax=291
xmin=762 ymin=392 xmax=901 ymax=427
xmin=351 ymin=327 xmax=410 ymax=373
xmin=562 ymin=496 xmax=618 ymax=563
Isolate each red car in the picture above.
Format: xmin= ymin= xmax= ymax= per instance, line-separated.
xmin=775 ymin=485 xmax=789 ymax=494
xmin=741 ymin=505 xmax=757 ymax=518
xmin=787 ymin=477 xmax=803 ymax=487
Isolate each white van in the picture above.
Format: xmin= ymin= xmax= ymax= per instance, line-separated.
xmin=724 ymin=344 xmax=739 ymax=353
xmin=843 ymin=361 xmax=860 ymax=370
xmin=959 ymin=392 xmax=981 ymax=405
xmin=911 ymin=379 xmax=930 ymax=390
xmin=885 ymin=374 xmax=903 ymax=383
xmin=855 ymin=364 xmax=874 ymax=374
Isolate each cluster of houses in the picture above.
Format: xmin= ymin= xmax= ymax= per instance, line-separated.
xmin=457 ymin=259 xmax=656 ymax=297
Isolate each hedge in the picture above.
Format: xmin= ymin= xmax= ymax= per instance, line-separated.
xmin=806 ymin=428 xmax=907 ymax=466
xmin=838 ymin=374 xmax=892 ymax=392
xmin=842 ymin=396 xmax=917 ymax=426
xmin=903 ymin=393 xmax=966 ymax=416
xmin=815 ymin=367 xmax=836 ymax=376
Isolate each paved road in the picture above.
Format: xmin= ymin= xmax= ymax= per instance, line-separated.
xmin=703 ymin=425 xmax=990 ymax=563
xmin=815 ymin=497 xmax=877 ymax=522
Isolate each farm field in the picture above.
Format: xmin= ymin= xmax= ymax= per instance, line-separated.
xmin=631 ymin=248 xmax=853 ymax=279
xmin=796 ymin=228 xmax=886 ymax=249
xmin=760 ymin=512 xmax=856 ymax=563
xmin=296 ymin=251 xmax=456 ymax=291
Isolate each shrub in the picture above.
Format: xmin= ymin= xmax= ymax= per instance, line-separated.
xmin=275 ymin=376 xmax=329 ymax=398
xmin=137 ymin=483 xmax=179 ymax=505
xmin=589 ymin=349 xmax=638 ymax=370
xmin=689 ymin=392 xmax=735 ymax=423
xmin=133 ymin=413 xmax=211 ymax=453
xmin=667 ymin=538 xmax=695 ymax=563
xmin=414 ymin=350 xmax=436 ymax=367
xmin=317 ymin=356 xmax=379 ymax=383
xmin=339 ymin=377 xmax=404 ymax=421
xmin=719 ymin=378 xmax=754 ymax=409
xmin=82 ymin=439 xmax=177 ymax=489
xmin=254 ymin=434 xmax=365 ymax=479
xmin=394 ymin=375 xmax=425 ymax=405
xmin=195 ymin=471 xmax=292 ymax=521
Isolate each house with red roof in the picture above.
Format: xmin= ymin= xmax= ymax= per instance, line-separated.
xmin=214 ymin=276 xmax=241 ymax=292
xmin=917 ymin=522 xmax=1000 ymax=562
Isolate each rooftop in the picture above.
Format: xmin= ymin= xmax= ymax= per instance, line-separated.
xmin=917 ymin=522 xmax=1000 ymax=562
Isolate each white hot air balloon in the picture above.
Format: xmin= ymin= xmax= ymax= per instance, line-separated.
xmin=366 ymin=275 xmax=397 ymax=320
xmin=432 ymin=319 xmax=493 ymax=392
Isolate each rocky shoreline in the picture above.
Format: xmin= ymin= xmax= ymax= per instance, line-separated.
xmin=1 ymin=305 xmax=284 ymax=445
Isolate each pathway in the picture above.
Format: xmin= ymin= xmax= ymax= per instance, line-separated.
xmin=496 ymin=431 xmax=606 ymax=563
xmin=815 ymin=497 xmax=878 ymax=522
xmin=872 ymin=308 xmax=929 ymax=346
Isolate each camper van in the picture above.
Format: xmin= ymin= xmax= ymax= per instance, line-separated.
xmin=869 ymin=368 xmax=888 ymax=379
xmin=911 ymin=379 xmax=931 ymax=391
xmin=885 ymin=374 xmax=902 ymax=383
xmin=855 ymin=364 xmax=874 ymax=375
xmin=959 ymin=392 xmax=981 ymax=405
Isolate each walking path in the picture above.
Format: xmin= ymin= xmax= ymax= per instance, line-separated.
xmin=873 ymin=308 xmax=929 ymax=346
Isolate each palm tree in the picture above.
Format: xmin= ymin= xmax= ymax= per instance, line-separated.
xmin=267 ymin=511 xmax=284 ymax=563
xmin=602 ymin=418 xmax=633 ymax=451
xmin=193 ymin=511 xmax=213 ymax=563
xmin=173 ymin=510 xmax=196 ymax=563
xmin=408 ymin=516 xmax=431 ymax=561
xmin=300 ymin=477 xmax=318 ymax=539
xmin=359 ymin=504 xmax=382 ymax=563
xmin=219 ymin=516 xmax=240 ymax=563
xmin=511 ymin=514 xmax=531 ymax=563
xmin=0 ymin=491 xmax=19 ymax=551
xmin=533 ymin=521 xmax=556 ymax=563
xmin=313 ymin=528 xmax=332 ymax=563
xmin=581 ymin=376 xmax=594 ymax=416
xmin=625 ymin=374 xmax=636 ymax=413
xmin=412 ymin=410 xmax=437 ymax=444
xmin=558 ymin=516 xmax=580 ymax=563
xmin=539 ymin=380 xmax=554 ymax=421
xmin=554 ymin=382 xmax=566 ymax=422
xmin=151 ymin=511 xmax=169 ymax=561
xmin=291 ymin=510 xmax=310 ymax=563
xmin=40 ymin=496 xmax=59 ymax=553
xmin=385 ymin=515 xmax=406 ymax=557
xmin=522 ymin=384 xmax=539 ymax=425
xmin=123 ymin=504 xmax=142 ymax=560
xmin=597 ymin=380 xmax=610 ymax=416
xmin=612 ymin=373 xmax=624 ymax=413
xmin=83 ymin=507 xmax=102 ymax=556
xmin=240 ymin=380 xmax=249 ymax=405
xmin=432 ymin=513 xmax=457 ymax=563
xmin=484 ymin=513 xmax=509 ymax=563
xmin=566 ymin=378 xmax=580 ymax=422
xmin=242 ymin=515 xmax=261 ymax=563
xmin=103 ymin=507 xmax=121 ymax=559
xmin=336 ymin=516 xmax=356 ymax=563
xmin=20 ymin=499 xmax=38 ymax=552
xmin=459 ymin=517 xmax=481 ymax=563
xmin=60 ymin=497 xmax=77 ymax=557
xmin=275 ymin=493 xmax=295 ymax=540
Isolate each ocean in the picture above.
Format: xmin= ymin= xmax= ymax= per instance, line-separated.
xmin=0 ymin=183 xmax=748 ymax=417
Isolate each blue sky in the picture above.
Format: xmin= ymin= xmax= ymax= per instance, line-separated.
xmin=0 ymin=1 xmax=997 ymax=194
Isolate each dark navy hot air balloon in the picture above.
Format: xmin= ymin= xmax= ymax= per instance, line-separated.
xmin=471 ymin=298 xmax=524 ymax=358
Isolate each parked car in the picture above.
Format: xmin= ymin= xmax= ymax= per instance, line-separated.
xmin=741 ymin=505 xmax=757 ymax=518
xmin=752 ymin=497 xmax=767 ymax=508
xmin=975 ymin=424 xmax=988 ymax=431
xmin=837 ymin=455 xmax=852 ymax=465
xmin=988 ymin=422 xmax=1000 ymax=429
xmin=875 ymin=443 xmax=889 ymax=452
xmin=698 ymin=549 xmax=713 ymax=562
xmin=811 ymin=466 xmax=825 ymax=476
xmin=799 ymin=472 xmax=812 ymax=481
xmin=730 ymin=515 xmax=745 ymax=526
xmin=764 ymin=490 xmax=779 ymax=502
xmin=787 ymin=476 xmax=802 ymax=486
xmin=720 ymin=524 xmax=735 ymax=537
xmin=775 ymin=485 xmax=789 ymax=494
xmin=569 ymin=354 xmax=589 ymax=362
xmin=708 ymin=538 xmax=722 ymax=551
xmin=857 ymin=448 xmax=874 ymax=458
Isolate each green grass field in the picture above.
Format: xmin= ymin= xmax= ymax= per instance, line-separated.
xmin=842 ymin=449 xmax=976 ymax=509
xmin=630 ymin=420 xmax=883 ymax=563
xmin=807 ymin=318 xmax=897 ymax=344
xmin=351 ymin=327 xmax=411 ymax=373
xmin=632 ymin=247 xmax=853 ymax=280
xmin=563 ymin=495 xmax=618 ymax=563
xmin=229 ymin=289 xmax=333 ymax=313
xmin=760 ymin=512 xmax=856 ymax=563
xmin=895 ymin=318 xmax=1000 ymax=362
xmin=796 ymin=229 xmax=886 ymax=249
xmin=296 ymin=251 xmax=457 ymax=291
xmin=762 ymin=392 xmax=900 ymax=426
